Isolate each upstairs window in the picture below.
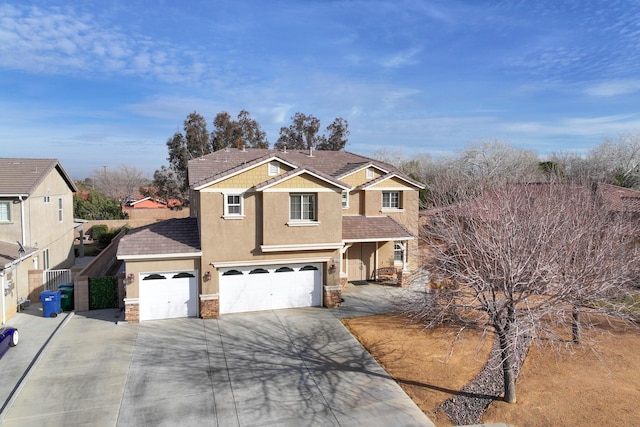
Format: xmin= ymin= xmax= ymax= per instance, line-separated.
xmin=58 ymin=198 xmax=63 ymax=221
xmin=290 ymin=194 xmax=316 ymax=221
xmin=382 ymin=191 xmax=400 ymax=209
xmin=341 ymin=191 xmax=349 ymax=208
xmin=44 ymin=196 xmax=50 ymax=203
xmin=366 ymin=168 xmax=374 ymax=179
xmin=268 ymin=161 xmax=280 ymax=176
xmin=224 ymin=194 xmax=243 ymax=218
xmin=0 ymin=202 xmax=10 ymax=222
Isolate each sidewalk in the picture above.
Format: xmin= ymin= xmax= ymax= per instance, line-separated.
xmin=0 ymin=302 xmax=71 ymax=415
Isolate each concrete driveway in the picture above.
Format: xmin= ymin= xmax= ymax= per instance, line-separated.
xmin=1 ymin=283 xmax=434 ymax=426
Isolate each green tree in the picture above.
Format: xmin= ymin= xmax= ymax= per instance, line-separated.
xmin=211 ymin=109 xmax=268 ymax=151
xmin=274 ymin=112 xmax=349 ymax=151
xmin=318 ymin=117 xmax=349 ymax=150
xmin=151 ymin=166 xmax=184 ymax=205
xmin=164 ymin=111 xmax=213 ymax=197
xmin=74 ymin=190 xmax=125 ymax=220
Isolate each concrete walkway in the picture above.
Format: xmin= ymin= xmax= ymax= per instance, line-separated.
xmin=0 ymin=302 xmax=70 ymax=415
xmin=0 ymin=283 xmax=435 ymax=426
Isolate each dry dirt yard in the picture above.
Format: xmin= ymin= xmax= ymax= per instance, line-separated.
xmin=343 ymin=314 xmax=640 ymax=427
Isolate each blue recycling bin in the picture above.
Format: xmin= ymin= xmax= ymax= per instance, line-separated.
xmin=40 ymin=290 xmax=62 ymax=318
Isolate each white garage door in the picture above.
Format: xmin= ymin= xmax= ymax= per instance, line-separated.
xmin=219 ymin=263 xmax=322 ymax=314
xmin=139 ymin=271 xmax=198 ymax=321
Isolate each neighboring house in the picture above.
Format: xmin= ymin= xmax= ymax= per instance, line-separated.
xmin=117 ymin=148 xmax=424 ymax=322
xmin=0 ymin=158 xmax=78 ymax=324
xmin=123 ymin=197 xmax=169 ymax=210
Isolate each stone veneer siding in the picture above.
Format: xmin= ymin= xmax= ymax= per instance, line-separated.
xmin=200 ymin=296 xmax=219 ymax=318
xmin=125 ymin=301 xmax=140 ymax=323
xmin=323 ymin=285 xmax=342 ymax=308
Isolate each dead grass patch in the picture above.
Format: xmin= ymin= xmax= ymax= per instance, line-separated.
xmin=343 ymin=314 xmax=640 ymax=427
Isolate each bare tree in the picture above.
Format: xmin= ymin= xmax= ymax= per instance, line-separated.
xmin=409 ymin=182 xmax=638 ymax=404
xmin=91 ymin=164 xmax=150 ymax=201
xmin=586 ymin=132 xmax=640 ymax=188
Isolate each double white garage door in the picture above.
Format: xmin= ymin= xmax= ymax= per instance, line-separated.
xmin=219 ymin=263 xmax=322 ymax=314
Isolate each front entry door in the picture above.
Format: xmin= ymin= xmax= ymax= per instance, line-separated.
xmin=347 ymin=242 xmax=376 ymax=281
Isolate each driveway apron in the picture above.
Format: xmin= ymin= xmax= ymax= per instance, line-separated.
xmin=120 ymin=308 xmax=432 ymax=426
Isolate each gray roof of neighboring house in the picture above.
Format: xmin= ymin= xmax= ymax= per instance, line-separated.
xmin=188 ymin=148 xmax=424 ymax=189
xmin=0 ymin=158 xmax=77 ymax=196
xmin=116 ymin=218 xmax=201 ymax=259
xmin=0 ymin=241 xmax=38 ymax=269
xmin=342 ymin=215 xmax=416 ymax=242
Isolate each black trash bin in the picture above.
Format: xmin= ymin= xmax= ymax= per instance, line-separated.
xmin=58 ymin=283 xmax=74 ymax=311
xmin=40 ymin=290 xmax=62 ymax=318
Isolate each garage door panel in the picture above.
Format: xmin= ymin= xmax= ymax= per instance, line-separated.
xmin=220 ymin=263 xmax=322 ymax=314
xmin=140 ymin=272 xmax=197 ymax=321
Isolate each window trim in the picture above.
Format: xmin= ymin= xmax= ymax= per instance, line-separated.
xmin=0 ymin=201 xmax=11 ymax=222
xmin=223 ymin=193 xmax=244 ymax=219
xmin=394 ymin=241 xmax=405 ymax=265
xmin=268 ymin=161 xmax=280 ymax=176
xmin=366 ymin=168 xmax=374 ymax=179
xmin=289 ymin=193 xmax=317 ymax=224
xmin=382 ymin=191 xmax=402 ymax=211
xmin=43 ymin=248 xmax=50 ymax=271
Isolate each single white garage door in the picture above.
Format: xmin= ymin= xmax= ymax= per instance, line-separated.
xmin=139 ymin=271 xmax=198 ymax=321
xmin=219 ymin=263 xmax=322 ymax=314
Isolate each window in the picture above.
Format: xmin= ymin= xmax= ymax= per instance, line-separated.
xmin=44 ymin=196 xmax=50 ymax=203
xmin=290 ymin=194 xmax=316 ymax=221
xmin=224 ymin=194 xmax=243 ymax=218
xmin=366 ymin=168 xmax=374 ymax=179
xmin=0 ymin=202 xmax=10 ymax=222
xmin=382 ymin=191 xmax=400 ymax=209
xmin=58 ymin=198 xmax=63 ymax=221
xmin=394 ymin=242 xmax=405 ymax=263
xmin=143 ymin=274 xmax=166 ymax=280
xmin=341 ymin=191 xmax=349 ymax=209
xmin=276 ymin=266 xmax=294 ymax=273
xmin=172 ymin=272 xmax=195 ymax=278
xmin=43 ymin=249 xmax=50 ymax=271
xmin=222 ymin=270 xmax=243 ymax=276
xmin=249 ymin=268 xmax=269 ymax=274
xmin=268 ymin=161 xmax=280 ymax=176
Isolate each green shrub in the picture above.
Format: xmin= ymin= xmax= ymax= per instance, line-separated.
xmin=90 ymin=224 xmax=109 ymax=241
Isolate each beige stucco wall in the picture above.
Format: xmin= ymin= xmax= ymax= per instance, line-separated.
xmin=262 ymin=191 xmax=343 ymax=246
xmin=123 ymin=258 xmax=201 ymax=299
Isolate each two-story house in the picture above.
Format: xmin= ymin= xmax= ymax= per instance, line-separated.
xmin=117 ymin=148 xmax=424 ymax=322
xmin=0 ymin=158 xmax=77 ymax=324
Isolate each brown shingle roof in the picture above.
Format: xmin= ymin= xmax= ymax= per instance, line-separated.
xmin=342 ymin=215 xmax=415 ymax=241
xmin=598 ymin=183 xmax=640 ymax=213
xmin=188 ymin=148 xmax=423 ymax=189
xmin=0 ymin=158 xmax=77 ymax=195
xmin=116 ymin=218 xmax=201 ymax=258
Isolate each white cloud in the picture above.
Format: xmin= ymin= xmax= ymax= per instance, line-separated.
xmin=0 ymin=4 xmax=212 ymax=84
xmin=381 ymin=47 xmax=422 ymax=68
xmin=584 ymin=80 xmax=640 ymax=97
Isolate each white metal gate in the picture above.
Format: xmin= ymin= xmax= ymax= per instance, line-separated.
xmin=44 ymin=269 xmax=72 ymax=291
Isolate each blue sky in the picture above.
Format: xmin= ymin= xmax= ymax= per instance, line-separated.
xmin=2 ymin=0 xmax=640 ymax=179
